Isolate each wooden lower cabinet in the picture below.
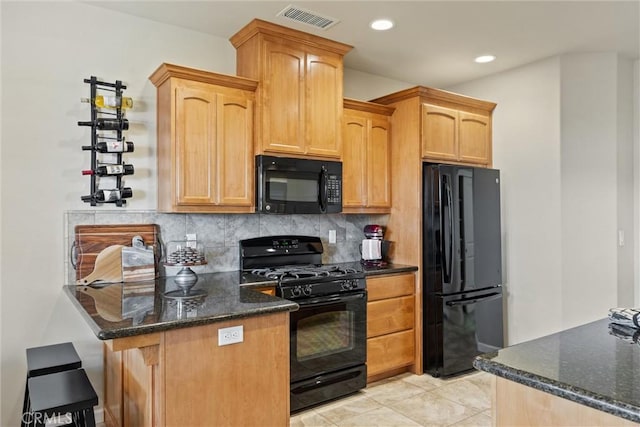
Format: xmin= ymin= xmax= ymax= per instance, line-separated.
xmin=366 ymin=273 xmax=417 ymax=382
xmin=494 ymin=376 xmax=637 ymax=426
xmin=103 ymin=312 xmax=289 ymax=427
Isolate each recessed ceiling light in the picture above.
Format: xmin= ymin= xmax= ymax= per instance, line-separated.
xmin=475 ymin=55 xmax=496 ymax=64
xmin=370 ymin=19 xmax=394 ymax=31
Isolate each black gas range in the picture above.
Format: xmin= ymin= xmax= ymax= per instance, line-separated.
xmin=240 ymin=235 xmax=365 ymax=299
xmin=240 ymin=236 xmax=367 ymax=412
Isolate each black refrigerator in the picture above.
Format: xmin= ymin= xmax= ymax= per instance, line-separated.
xmin=423 ymin=163 xmax=504 ymax=377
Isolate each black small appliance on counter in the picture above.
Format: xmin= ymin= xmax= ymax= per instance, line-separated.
xmin=240 ymin=235 xmax=366 ymax=412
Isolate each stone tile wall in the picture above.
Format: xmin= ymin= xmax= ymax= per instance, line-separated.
xmin=65 ymin=210 xmax=388 ymax=284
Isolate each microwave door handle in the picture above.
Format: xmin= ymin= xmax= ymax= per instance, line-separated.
xmin=319 ymin=166 xmax=328 ymax=213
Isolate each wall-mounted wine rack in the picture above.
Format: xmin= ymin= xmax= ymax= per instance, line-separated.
xmin=78 ymin=76 xmax=134 ymax=207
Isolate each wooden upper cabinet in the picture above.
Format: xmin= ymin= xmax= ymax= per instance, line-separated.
xmin=343 ymin=99 xmax=394 ymax=213
xmin=458 ymin=111 xmax=491 ymax=165
xmin=230 ymin=19 xmax=352 ymax=160
xmin=149 ymin=63 xmax=258 ymax=213
xmin=372 ymin=86 xmax=496 ymax=167
xmin=175 ymin=84 xmax=215 ymax=205
xmin=422 ymin=104 xmax=458 ymax=161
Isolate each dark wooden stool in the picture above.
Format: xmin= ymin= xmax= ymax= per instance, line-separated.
xmin=26 ymin=368 xmax=97 ymax=427
xmin=22 ymin=343 xmax=82 ymax=427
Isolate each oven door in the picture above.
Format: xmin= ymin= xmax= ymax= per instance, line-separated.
xmin=290 ymin=291 xmax=367 ymax=383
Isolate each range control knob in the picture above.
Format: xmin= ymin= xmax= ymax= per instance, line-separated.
xmin=291 ymin=286 xmax=302 ymax=297
xmin=303 ymin=285 xmax=313 ymax=296
xmin=341 ymin=280 xmax=358 ymax=290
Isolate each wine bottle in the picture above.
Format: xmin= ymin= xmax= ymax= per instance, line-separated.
xmin=78 ymin=118 xmax=129 ymax=131
xmin=82 ymin=141 xmax=134 ymax=153
xmin=81 ymin=95 xmax=133 ymax=110
xmin=94 ymin=188 xmax=133 ymax=202
xmin=82 ymin=164 xmax=134 ymax=176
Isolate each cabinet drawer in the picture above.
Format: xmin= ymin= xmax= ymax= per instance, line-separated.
xmin=367 ymin=329 xmax=414 ymax=377
xmin=367 ymin=273 xmax=414 ymax=301
xmin=367 ymin=296 xmax=414 ymax=338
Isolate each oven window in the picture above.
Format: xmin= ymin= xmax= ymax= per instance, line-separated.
xmin=266 ymin=174 xmax=318 ymax=203
xmin=297 ymin=311 xmax=354 ymax=361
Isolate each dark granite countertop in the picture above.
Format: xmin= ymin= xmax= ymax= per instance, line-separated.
xmin=64 ymin=271 xmax=297 ymax=340
xmin=65 ymin=263 xmax=417 ymax=341
xmin=474 ymin=318 xmax=640 ymax=423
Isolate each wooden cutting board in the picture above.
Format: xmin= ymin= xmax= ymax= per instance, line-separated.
xmin=76 ymin=245 xmax=124 ymax=285
xmin=73 ymin=224 xmax=160 ymax=281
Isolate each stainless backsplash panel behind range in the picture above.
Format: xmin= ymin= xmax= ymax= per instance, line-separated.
xmin=64 ymin=210 xmax=388 ymax=285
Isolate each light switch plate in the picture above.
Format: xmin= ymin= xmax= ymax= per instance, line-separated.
xmin=218 ymin=325 xmax=243 ymax=346
xmin=329 ymin=229 xmax=337 ymax=244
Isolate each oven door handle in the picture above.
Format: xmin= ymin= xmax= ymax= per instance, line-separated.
xmin=296 ymin=292 xmax=366 ymax=307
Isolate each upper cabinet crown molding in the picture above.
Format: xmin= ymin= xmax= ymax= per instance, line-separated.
xmin=149 ymin=63 xmax=259 ymax=91
xmin=371 ymin=86 xmax=496 ymax=115
xmin=344 ymin=98 xmax=395 ymax=116
xmin=229 ymin=18 xmax=353 ymax=55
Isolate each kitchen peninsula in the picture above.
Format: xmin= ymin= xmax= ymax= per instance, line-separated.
xmin=65 ymin=262 xmax=419 ymax=426
xmin=64 ymin=272 xmax=297 ymax=426
xmin=474 ymin=318 xmax=640 ymax=426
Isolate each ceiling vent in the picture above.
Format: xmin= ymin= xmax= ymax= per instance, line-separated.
xmin=276 ymin=5 xmax=339 ymax=30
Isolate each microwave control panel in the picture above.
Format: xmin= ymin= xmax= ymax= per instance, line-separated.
xmin=327 ymin=175 xmax=341 ymax=204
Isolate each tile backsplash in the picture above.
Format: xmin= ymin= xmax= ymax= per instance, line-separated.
xmin=65 ymin=210 xmax=388 ymax=284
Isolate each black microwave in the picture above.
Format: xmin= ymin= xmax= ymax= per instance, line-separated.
xmin=256 ymin=155 xmax=342 ymax=214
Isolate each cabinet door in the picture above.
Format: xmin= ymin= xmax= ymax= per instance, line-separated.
xmin=367 ymin=295 xmax=414 ymax=338
xmin=458 ymin=111 xmax=491 ymax=165
xmin=305 ymin=50 xmax=343 ymax=158
xmin=342 ymin=113 xmax=368 ymax=207
xmin=367 ymin=330 xmax=415 ymax=378
xmin=367 ymin=116 xmax=391 ymax=208
xmin=216 ymin=93 xmax=254 ymax=206
xmin=175 ymin=84 xmax=216 ymax=206
xmin=262 ymin=39 xmax=305 ymax=155
xmin=421 ymin=104 xmax=458 ymax=161
xmin=165 ymin=314 xmax=290 ymax=426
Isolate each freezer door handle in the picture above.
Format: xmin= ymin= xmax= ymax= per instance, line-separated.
xmin=442 ymin=174 xmax=454 ymax=284
xmin=445 ymin=291 xmax=501 ymax=306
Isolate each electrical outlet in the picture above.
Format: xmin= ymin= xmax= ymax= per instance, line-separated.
xmin=329 ymin=229 xmax=337 ymax=244
xmin=186 ymin=233 xmax=197 ymax=248
xmin=218 ymin=325 xmax=243 ymax=346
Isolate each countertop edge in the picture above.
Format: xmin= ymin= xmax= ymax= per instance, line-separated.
xmin=95 ymin=302 xmax=299 ymax=340
xmin=473 ymin=356 xmax=640 ymax=423
xmin=64 ymin=285 xmax=298 ymax=341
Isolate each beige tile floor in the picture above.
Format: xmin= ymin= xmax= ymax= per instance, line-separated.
xmin=290 ymin=371 xmax=493 ymax=427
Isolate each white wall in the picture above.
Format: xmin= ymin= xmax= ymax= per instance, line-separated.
xmin=343 ymin=69 xmax=412 ymax=100
xmin=450 ymin=53 xmax=637 ymax=342
xmin=0 ymin=2 xmax=238 ymax=424
xmin=449 ymin=57 xmax=565 ymax=343
xmin=615 ymin=57 xmax=635 ymax=307
xmin=635 ymin=59 xmax=640 ymax=308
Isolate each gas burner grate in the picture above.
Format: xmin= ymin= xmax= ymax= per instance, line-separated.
xmin=250 ymin=264 xmax=359 ymax=281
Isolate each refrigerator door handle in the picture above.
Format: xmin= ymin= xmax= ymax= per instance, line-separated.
xmin=445 ymin=291 xmax=501 ymax=306
xmin=442 ymin=174 xmax=454 ymax=284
